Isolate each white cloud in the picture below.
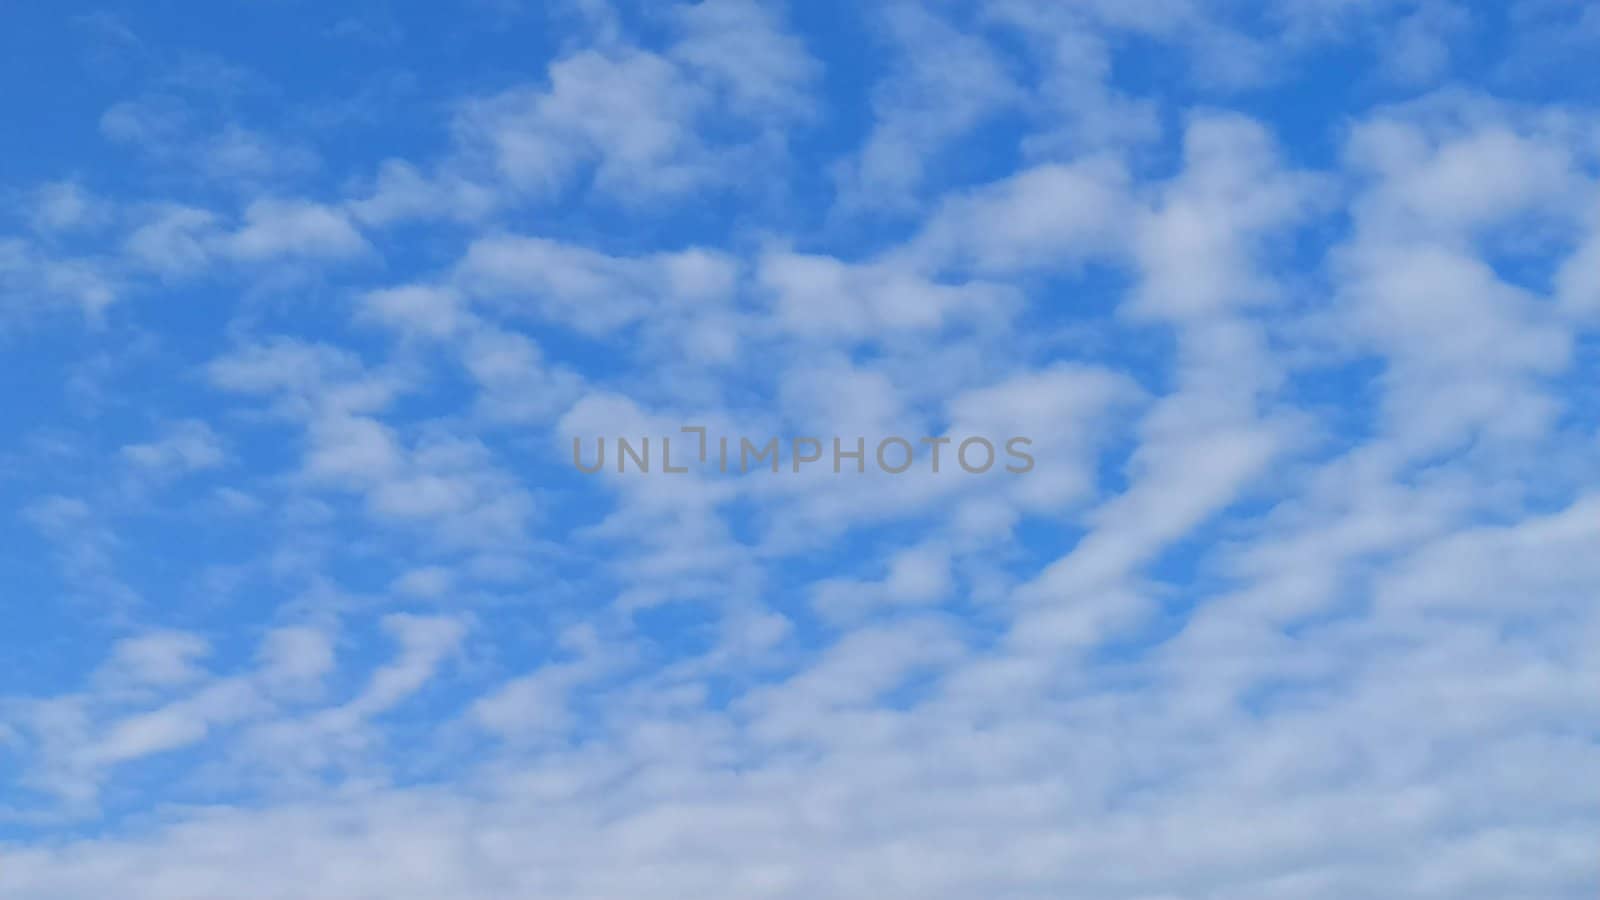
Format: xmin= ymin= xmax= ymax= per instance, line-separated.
xmin=1555 ymin=222 xmax=1600 ymax=317
xmin=1132 ymin=114 xmax=1324 ymax=319
xmin=459 ymin=325 xmax=583 ymax=424
xmin=359 ymin=285 xmax=468 ymax=339
xmin=29 ymin=181 xmax=110 ymax=234
xmin=347 ymin=160 xmax=497 ymax=226
xmin=667 ymin=0 xmax=819 ymax=121
xmin=122 ymin=205 xmax=219 ymax=276
xmin=392 ymin=566 xmax=455 ymax=599
xmin=1345 ymin=110 xmax=1586 ymax=240
xmin=458 ymin=235 xmax=737 ymax=335
xmin=758 ymin=250 xmax=1015 ymax=340
xmin=120 ymin=420 xmax=226 ymax=474
xmin=6 ymin=5 xmax=1600 ymax=898
xmin=257 ymin=626 xmax=337 ymax=694
xmin=832 ymin=3 xmax=1021 ymax=212
xmin=904 ymin=157 xmax=1133 ymax=275
xmin=98 ymin=632 xmax=211 ymax=689
xmin=457 ymin=50 xmax=713 ymax=199
xmin=0 ymin=239 xmax=118 ymax=320
xmin=99 ymin=96 xmax=319 ymax=186
xmin=224 ymin=199 xmax=370 ymax=262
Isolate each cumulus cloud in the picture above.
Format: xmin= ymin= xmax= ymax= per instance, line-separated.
xmin=3 ymin=3 xmax=1599 ymax=899
xmin=120 ymin=420 xmax=226 ymax=474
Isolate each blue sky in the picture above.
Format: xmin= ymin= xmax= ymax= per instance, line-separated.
xmin=2 ymin=1 xmax=1599 ymax=897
